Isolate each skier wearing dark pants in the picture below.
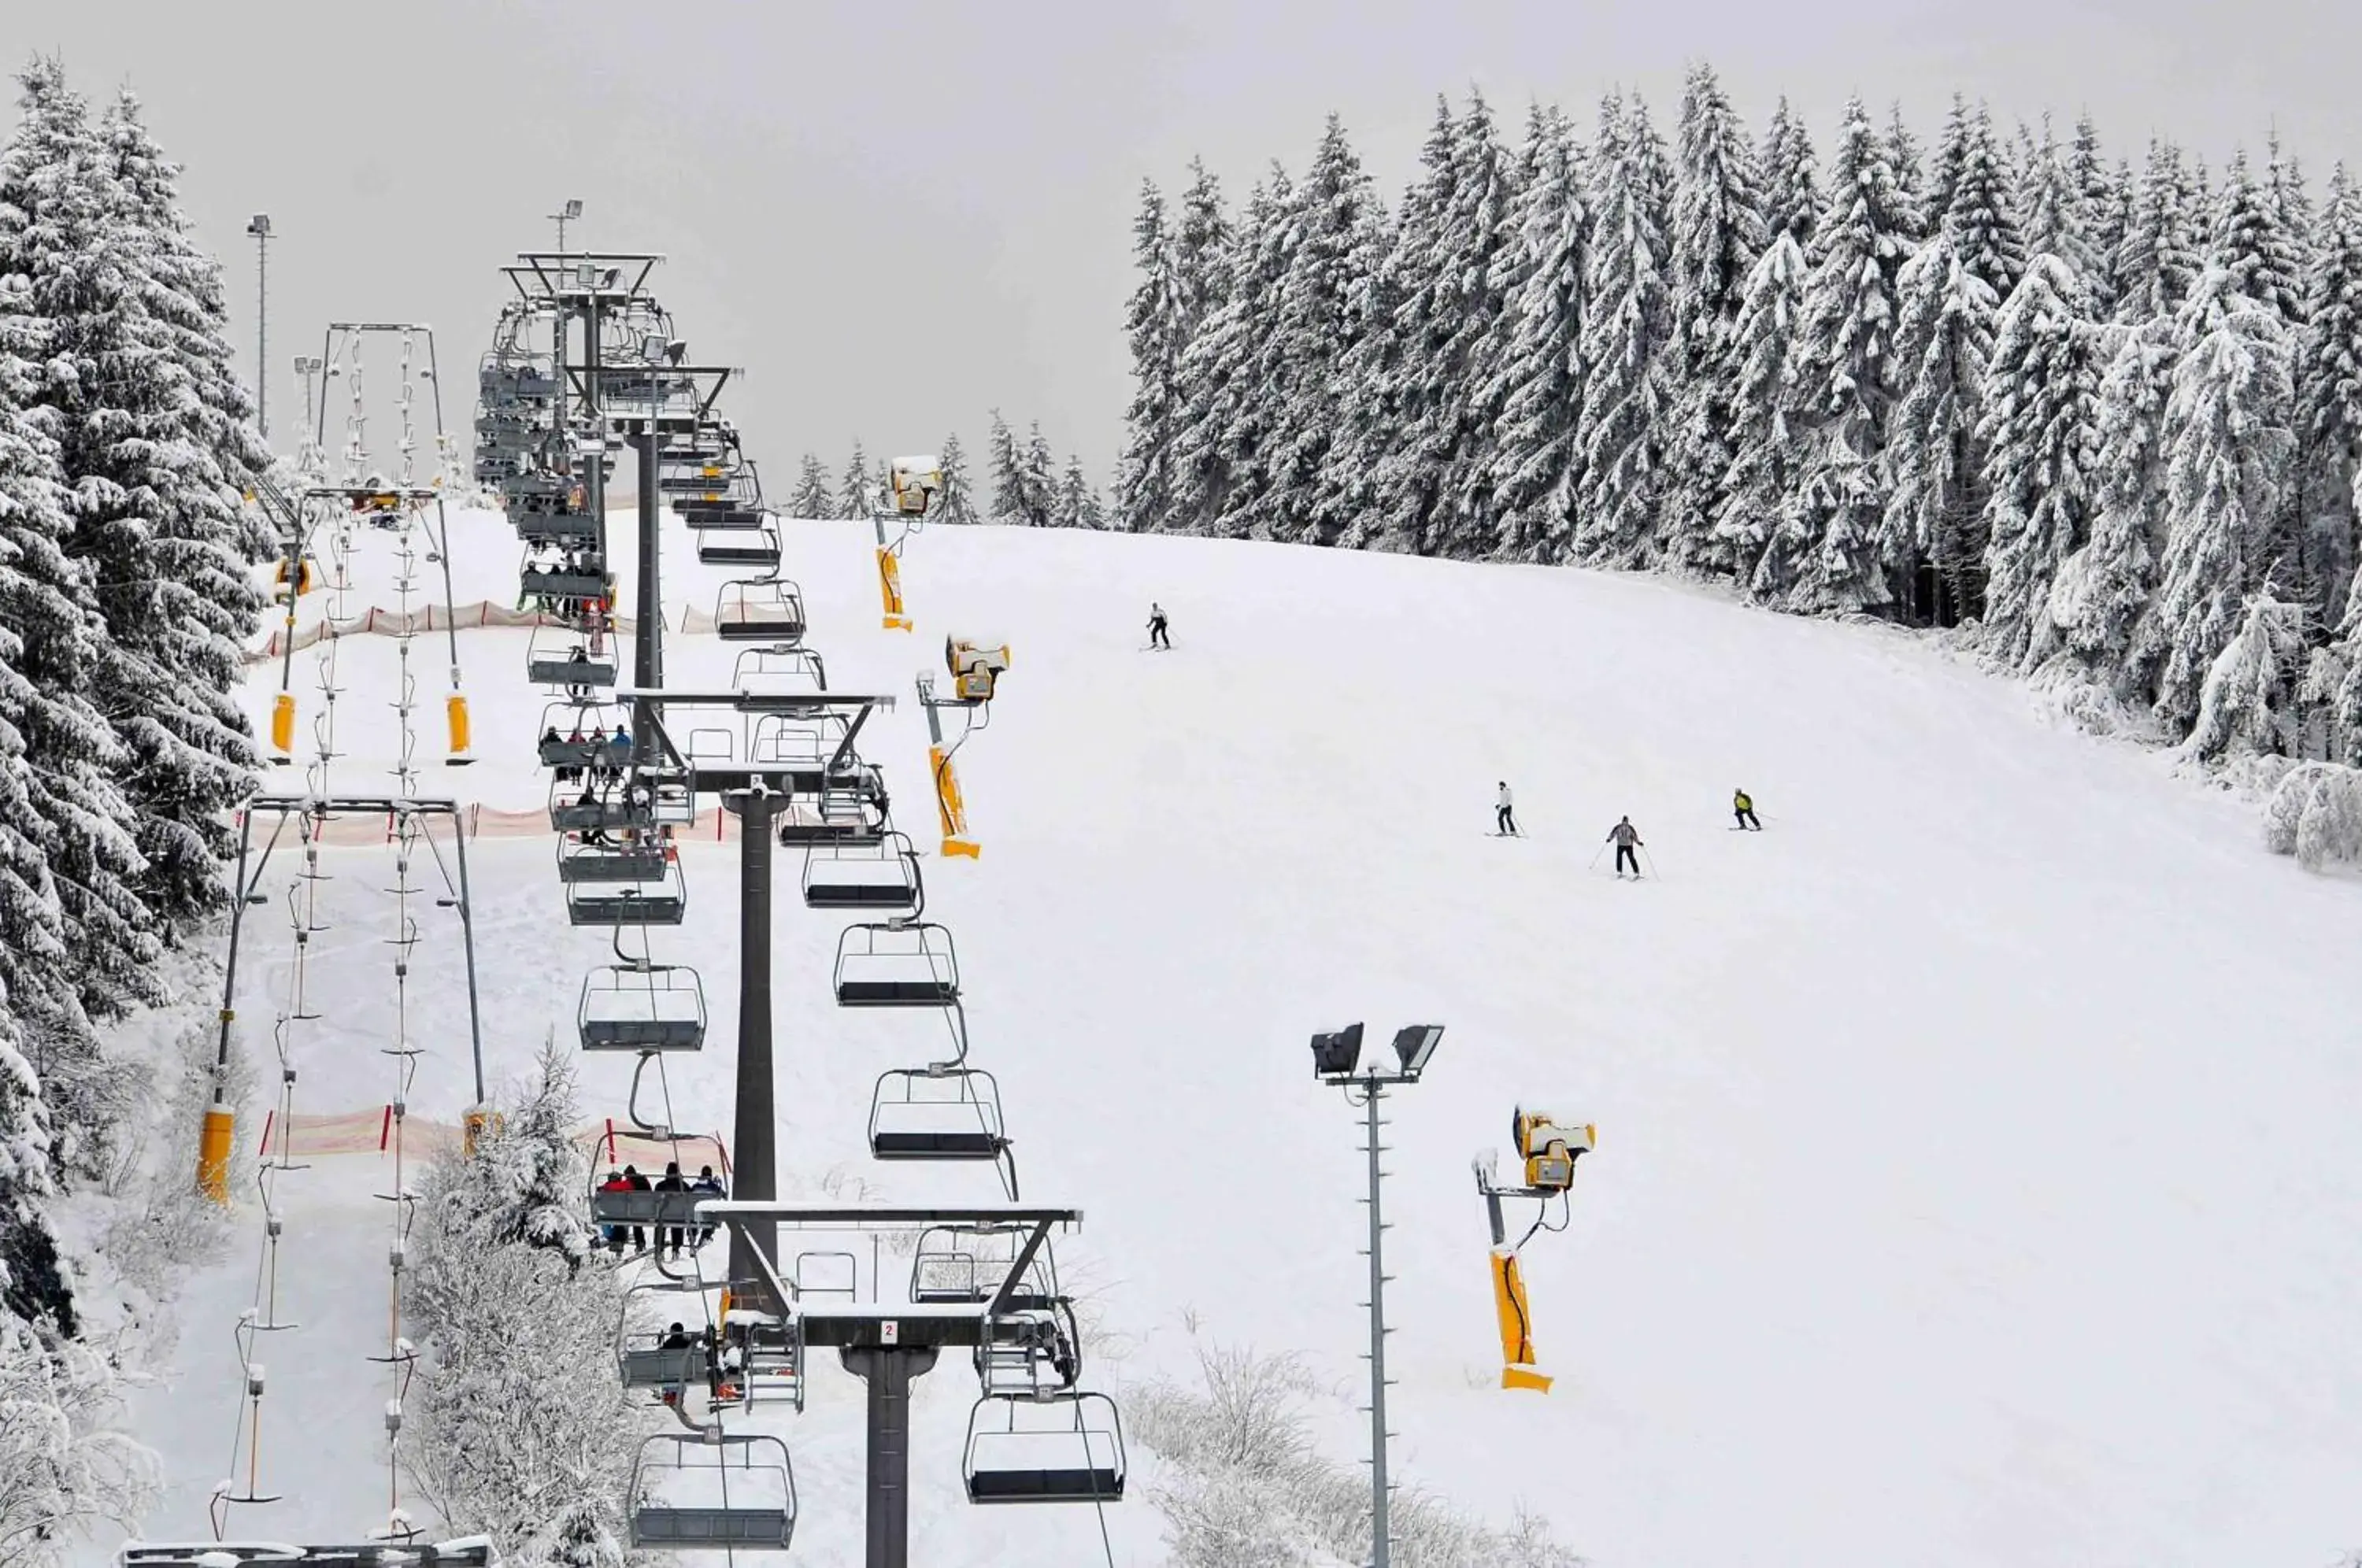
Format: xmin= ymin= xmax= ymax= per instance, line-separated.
xmin=1495 ymin=782 xmax=1519 ymax=836
xmin=1608 ymin=815 xmax=1643 ymax=877
xmin=1147 ymin=603 xmax=1171 ymax=650
xmin=1734 ymin=789 xmax=1760 ymax=830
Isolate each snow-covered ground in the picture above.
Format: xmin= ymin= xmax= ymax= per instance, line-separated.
xmin=113 ymin=507 xmax=2362 ymax=1567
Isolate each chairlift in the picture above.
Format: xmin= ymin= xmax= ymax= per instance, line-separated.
xmin=520 ymin=561 xmax=611 ymax=605
xmin=512 ymin=506 xmax=600 ymax=549
xmin=558 ymin=837 xmax=672 ymax=884
xmin=549 ymin=778 xmax=657 ymax=833
xmin=677 ymin=501 xmax=769 ymax=532
xmin=696 ymin=522 xmax=782 ymax=571
xmin=715 ymin=580 xmax=805 ymax=643
xmin=868 ymin=1066 xmax=1008 ymax=1162
xmin=731 ymin=645 xmax=828 ymax=696
xmin=724 ymin=1308 xmax=807 ymax=1411
xmin=909 ymin=1222 xmax=1060 ymax=1307
xmin=619 ymin=1328 xmax=715 ymax=1393
xmin=579 ymin=963 xmax=707 ymax=1051
xmin=528 ymin=626 xmax=616 ymax=693
xmin=962 ymin=1392 xmax=1126 ymax=1505
xmin=802 ymin=833 xmax=922 ymax=912
xmin=776 ymin=786 xmax=888 ymax=846
xmin=565 ymin=856 xmax=687 ymax=928
xmin=833 ymin=920 xmax=958 ymax=1007
xmin=628 ymin=1432 xmax=797 ymax=1550
xmin=535 ymin=699 xmax=631 ymax=766
xmin=974 ymin=1300 xmax=1083 ymax=1400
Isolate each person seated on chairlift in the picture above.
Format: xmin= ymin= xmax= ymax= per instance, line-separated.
xmin=689 ymin=1164 xmax=725 ymax=1244
xmin=619 ymin=1164 xmax=651 ymax=1254
xmin=597 ymin=1167 xmax=631 ymax=1252
xmin=654 ymin=1162 xmax=690 ymax=1260
xmin=657 ymin=1321 xmax=693 ymax=1405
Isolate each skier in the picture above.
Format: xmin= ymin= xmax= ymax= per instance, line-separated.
xmin=1734 ymin=788 xmax=1760 ymax=831
xmin=621 ymin=1163 xmax=651 ymax=1254
xmin=657 ymin=1322 xmax=693 ymax=1406
xmin=1495 ymin=782 xmax=1520 ymax=837
xmin=1147 ymin=602 xmax=1171 ymax=651
xmin=690 ymin=1164 xmax=727 ymax=1245
xmin=654 ymin=1161 xmax=690 ymax=1259
xmin=1605 ymin=815 xmax=1644 ymax=878
xmin=596 ymin=1167 xmax=630 ymax=1252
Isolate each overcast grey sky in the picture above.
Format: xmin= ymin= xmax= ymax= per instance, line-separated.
xmin=5 ymin=0 xmax=2352 ymax=481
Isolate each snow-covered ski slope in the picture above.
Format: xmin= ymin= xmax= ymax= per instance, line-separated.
xmin=128 ymin=508 xmax=2360 ymax=1568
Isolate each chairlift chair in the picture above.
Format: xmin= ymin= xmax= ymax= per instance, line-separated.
xmin=619 ymin=1330 xmax=715 ymax=1392
xmin=974 ymin=1302 xmax=1083 ymax=1400
xmin=558 ymin=838 xmax=672 ymax=884
xmin=908 ymin=1222 xmax=1061 ymax=1307
xmin=731 ymin=645 xmax=828 ymax=696
xmin=868 ymin=1066 xmax=1007 ymax=1161
xmin=802 ymin=834 xmax=922 ymax=912
xmin=715 ymin=580 xmax=806 ymax=643
xmin=565 ymin=856 xmax=687 ymax=928
xmin=512 ymin=506 xmax=600 ymax=549
xmin=549 ymin=778 xmax=657 ymax=833
xmin=833 ymin=920 xmax=959 ymax=1007
xmin=696 ymin=522 xmax=782 ymax=571
xmin=578 ymin=962 xmax=707 ymax=1052
xmin=520 ymin=562 xmax=611 ymax=604
xmin=677 ymin=501 xmax=770 ymax=532
xmin=776 ymin=786 xmax=888 ymax=846
xmin=962 ymin=1392 xmax=1126 ymax=1505
xmin=528 ymin=627 xmax=616 ymax=692
xmin=629 ymin=1432 xmax=797 ymax=1550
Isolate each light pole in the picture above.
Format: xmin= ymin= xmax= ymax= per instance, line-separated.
xmin=550 ymin=197 xmax=583 ymax=257
xmin=1310 ymin=1021 xmax=1446 ymax=1568
xmin=246 ymin=214 xmax=272 ymax=439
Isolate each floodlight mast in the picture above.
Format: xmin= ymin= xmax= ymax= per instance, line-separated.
xmin=1309 ymin=1022 xmax=1444 ymax=1568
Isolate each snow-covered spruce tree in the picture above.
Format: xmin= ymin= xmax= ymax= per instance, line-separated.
xmin=1260 ymin=115 xmax=1384 ymax=548
xmin=405 ymin=1041 xmax=639 ymax=1565
xmin=1115 ymin=179 xmax=1185 ymax=531
xmin=1172 ymin=157 xmax=1233 ymax=346
xmin=1053 ymin=455 xmax=1107 ymax=530
xmin=2294 ymin=165 xmax=2362 ymax=625
xmin=1979 ymin=254 xmax=2101 ymax=666
xmin=1156 ymin=159 xmax=1236 ymax=536
xmin=1883 ymin=100 xmax=2025 ymax=622
xmin=1661 ymin=64 xmax=1765 ymax=574
xmin=1713 ymin=231 xmax=1811 ymax=591
xmin=1020 ymin=421 xmax=1057 ymax=527
xmin=78 ymin=91 xmax=271 ymax=925
xmin=1572 ymin=91 xmax=1675 ymax=565
xmin=2112 ymin=140 xmax=2203 ymax=324
xmin=785 ymin=452 xmax=831 ymax=518
xmin=2015 ymin=115 xmax=2102 ymax=287
xmin=1483 ymin=103 xmax=1586 ymax=563
xmin=1760 ymin=94 xmax=1822 ymax=250
xmin=986 ymin=411 xmax=1023 ymax=524
xmin=2182 ymin=587 xmax=2310 ymax=761
xmin=1362 ymin=92 xmax=1519 ymax=560
xmin=2145 ymin=271 xmax=2298 ymax=735
xmin=0 ymin=1322 xmax=156 ymax=1566
xmin=1883 ymin=236 xmax=2000 ymax=621
xmin=1783 ymin=96 xmax=1913 ymax=615
xmin=2044 ymin=313 xmax=2179 ymax=704
xmin=2208 ymin=150 xmax=2308 ymax=326
xmin=0 ymin=62 xmax=163 ymax=1054
xmin=1177 ymin=168 xmax=1293 ymax=541
xmin=835 ymin=438 xmax=873 ymax=518
xmin=1883 ymin=102 xmax=1930 ymax=246
xmin=2071 ymin=115 xmax=2127 ymax=319
xmin=936 ymin=431 xmax=979 ymax=525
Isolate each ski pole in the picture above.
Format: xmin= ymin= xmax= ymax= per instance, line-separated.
xmin=1586 ymin=843 xmax=1607 ymax=871
xmin=1641 ymin=845 xmax=1660 ymax=880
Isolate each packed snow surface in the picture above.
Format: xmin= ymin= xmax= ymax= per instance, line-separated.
xmin=118 ymin=510 xmax=2362 ymax=1567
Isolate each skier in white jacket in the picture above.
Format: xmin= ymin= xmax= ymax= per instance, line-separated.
xmin=1495 ymin=782 xmax=1520 ymax=837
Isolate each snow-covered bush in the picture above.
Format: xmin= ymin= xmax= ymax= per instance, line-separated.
xmin=2264 ymin=761 xmax=2362 ymax=870
xmin=1128 ymin=1333 xmax=1586 ymax=1568
xmin=2181 ymin=588 xmax=2309 ymax=762
xmin=0 ymin=1319 xmax=154 ymax=1566
xmin=403 ymin=1041 xmax=642 ymax=1566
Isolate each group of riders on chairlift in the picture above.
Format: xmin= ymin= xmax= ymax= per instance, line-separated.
xmin=597 ymin=1159 xmax=726 ymax=1259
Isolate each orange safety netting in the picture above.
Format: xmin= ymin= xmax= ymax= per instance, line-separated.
xmin=245 ymin=601 xmax=739 ymax=664
xmin=241 ymin=804 xmax=758 ymax=845
xmin=251 ymin=1107 xmax=727 ymax=1172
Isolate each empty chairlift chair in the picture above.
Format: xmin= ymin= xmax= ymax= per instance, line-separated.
xmin=715 ymin=580 xmax=805 ymax=643
xmin=963 ymin=1392 xmax=1127 ymax=1505
xmin=566 ymin=853 xmax=687 ymax=928
xmin=802 ymin=834 xmax=922 ymax=912
xmin=578 ymin=963 xmax=707 ymax=1052
xmin=868 ymin=1066 xmax=1008 ymax=1162
xmin=630 ymin=1433 xmax=797 ymax=1550
xmin=696 ymin=520 xmax=782 ymax=571
xmin=833 ymin=920 xmax=959 ymax=1007
xmin=776 ymin=784 xmax=887 ymax=846
xmin=909 ymin=1222 xmax=1059 ymax=1306
xmin=731 ymin=645 xmax=829 ymax=697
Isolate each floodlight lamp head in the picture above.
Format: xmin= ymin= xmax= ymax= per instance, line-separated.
xmin=575 ymin=262 xmax=596 ymax=287
xmin=1309 ymin=1022 xmax=1364 ymax=1079
xmin=562 ymin=198 xmax=583 ymax=220
xmin=1391 ymin=1024 xmax=1445 ymax=1079
xmin=640 ymin=333 xmax=668 ymax=362
xmin=246 ymin=213 xmax=271 ymax=238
